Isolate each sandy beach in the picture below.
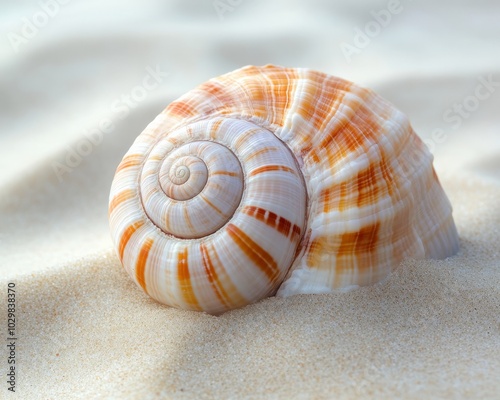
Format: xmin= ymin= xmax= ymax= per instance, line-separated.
xmin=1 ymin=0 xmax=499 ymax=398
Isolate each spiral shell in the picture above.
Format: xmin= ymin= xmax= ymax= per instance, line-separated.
xmin=109 ymin=65 xmax=459 ymax=314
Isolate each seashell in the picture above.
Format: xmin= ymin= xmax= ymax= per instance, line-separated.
xmin=108 ymin=65 xmax=459 ymax=314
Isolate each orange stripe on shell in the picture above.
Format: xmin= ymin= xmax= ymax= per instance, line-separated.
xmin=136 ymin=238 xmax=153 ymax=293
xmin=226 ymin=223 xmax=280 ymax=284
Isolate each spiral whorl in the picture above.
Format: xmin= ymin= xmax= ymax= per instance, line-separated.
xmin=110 ymin=113 xmax=307 ymax=313
xmin=142 ymin=140 xmax=244 ymax=239
xmin=159 ymin=154 xmax=208 ymax=200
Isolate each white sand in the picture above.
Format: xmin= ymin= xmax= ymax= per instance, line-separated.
xmin=1 ymin=0 xmax=500 ymax=398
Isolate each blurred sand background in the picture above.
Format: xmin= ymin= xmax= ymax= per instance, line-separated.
xmin=0 ymin=0 xmax=499 ymax=398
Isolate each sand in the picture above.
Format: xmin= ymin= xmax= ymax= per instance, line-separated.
xmin=1 ymin=0 xmax=500 ymax=398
